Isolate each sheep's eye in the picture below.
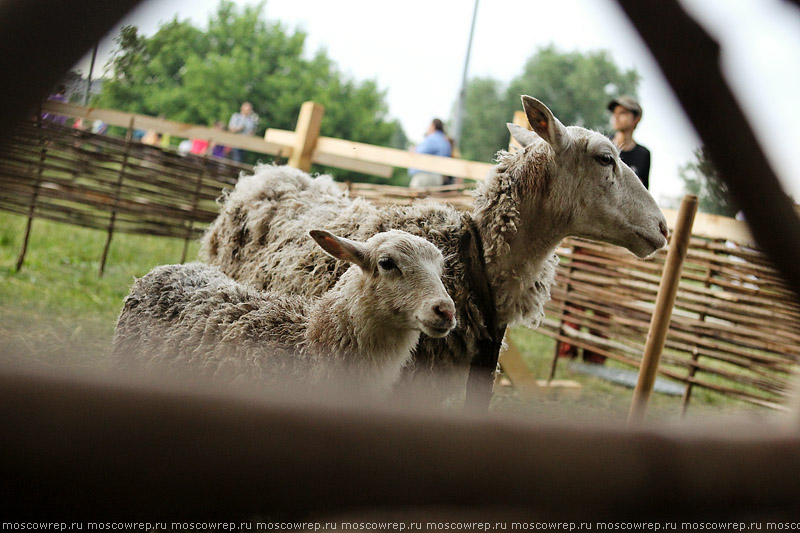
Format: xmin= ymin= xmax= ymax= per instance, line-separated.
xmin=378 ymin=257 xmax=397 ymax=271
xmin=595 ymin=153 xmax=615 ymax=167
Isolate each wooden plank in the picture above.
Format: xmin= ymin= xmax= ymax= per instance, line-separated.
xmin=41 ymin=100 xmax=287 ymax=156
xmin=313 ymin=152 xmax=394 ymax=178
xmin=268 ymin=128 xmax=394 ymax=178
xmin=287 ymin=101 xmax=324 ymax=172
xmin=498 ymin=336 xmax=581 ymax=398
xmin=264 ymin=127 xmax=297 ymax=147
xmin=316 ymin=136 xmax=493 ymax=181
xmin=267 ymin=129 xmax=393 ymax=178
xmin=662 ymin=208 xmax=753 ymax=245
xmin=267 ymin=128 xmax=493 ymax=180
xmin=497 ymin=337 xmax=540 ymax=397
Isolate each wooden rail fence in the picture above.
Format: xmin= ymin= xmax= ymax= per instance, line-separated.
xmin=1 ymin=102 xmax=798 ymax=411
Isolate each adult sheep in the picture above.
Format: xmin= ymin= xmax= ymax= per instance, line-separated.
xmin=113 ymin=230 xmax=456 ymax=397
xmin=201 ymin=96 xmax=668 ymax=401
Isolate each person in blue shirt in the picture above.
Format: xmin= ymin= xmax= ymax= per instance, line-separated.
xmin=228 ymin=101 xmax=258 ymax=162
xmin=409 ymin=118 xmax=452 ymax=187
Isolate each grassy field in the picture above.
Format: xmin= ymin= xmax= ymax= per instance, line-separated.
xmin=0 ymin=211 xmax=200 ymax=367
xmin=0 ymin=210 xmax=770 ymax=423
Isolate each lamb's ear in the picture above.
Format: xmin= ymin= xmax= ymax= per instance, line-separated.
xmin=507 ymin=123 xmax=539 ymax=148
xmin=309 ymin=230 xmax=368 ymax=269
xmin=521 ymin=95 xmax=569 ymax=153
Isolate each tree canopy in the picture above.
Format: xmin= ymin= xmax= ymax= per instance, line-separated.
xmin=459 ymin=44 xmax=641 ymax=163
xmin=679 ymin=147 xmax=738 ymax=216
xmin=95 ymin=1 xmax=403 ymax=160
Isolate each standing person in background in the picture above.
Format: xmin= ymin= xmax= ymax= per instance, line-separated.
xmin=228 ymin=101 xmax=258 ymax=163
xmin=408 ymin=118 xmax=452 ymax=187
xmin=608 ymin=95 xmax=651 ymax=188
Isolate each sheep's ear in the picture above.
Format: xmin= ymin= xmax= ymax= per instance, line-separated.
xmin=507 ymin=123 xmax=539 ymax=148
xmin=309 ymin=230 xmax=368 ymax=269
xmin=521 ymin=95 xmax=569 ymax=153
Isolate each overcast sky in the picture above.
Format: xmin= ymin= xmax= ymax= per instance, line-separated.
xmin=74 ymin=0 xmax=800 ymax=207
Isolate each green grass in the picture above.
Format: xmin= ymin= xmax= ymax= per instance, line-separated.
xmin=0 ymin=211 xmax=199 ymax=367
xmin=0 ymin=210 xmax=769 ymax=422
xmin=489 ymin=325 xmax=769 ymax=423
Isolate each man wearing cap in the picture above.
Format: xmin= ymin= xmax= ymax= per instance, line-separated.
xmin=608 ymin=95 xmax=651 ymax=189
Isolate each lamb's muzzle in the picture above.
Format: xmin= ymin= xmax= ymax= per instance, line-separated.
xmin=419 ymin=298 xmax=457 ymax=338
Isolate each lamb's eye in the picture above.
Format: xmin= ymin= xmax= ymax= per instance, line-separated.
xmin=595 ymin=153 xmax=614 ymax=167
xmin=378 ymin=257 xmax=397 ymax=271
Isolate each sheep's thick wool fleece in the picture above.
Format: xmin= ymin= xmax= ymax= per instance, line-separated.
xmin=113 ymin=262 xmax=311 ymax=381
xmin=201 ymin=164 xmax=557 ymax=395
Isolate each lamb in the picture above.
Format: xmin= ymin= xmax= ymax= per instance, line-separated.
xmin=112 ymin=229 xmax=456 ymax=396
xmin=200 ymin=96 xmax=669 ymax=401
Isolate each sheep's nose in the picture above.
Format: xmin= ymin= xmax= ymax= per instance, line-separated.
xmin=659 ymin=220 xmax=669 ymax=240
xmin=434 ymin=301 xmax=455 ymax=322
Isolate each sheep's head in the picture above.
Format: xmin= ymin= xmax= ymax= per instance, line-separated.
xmin=309 ymin=229 xmax=456 ymax=338
xmin=508 ymin=95 xmax=668 ymax=258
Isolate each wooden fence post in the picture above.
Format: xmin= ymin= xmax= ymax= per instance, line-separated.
xmin=548 ymin=244 xmax=580 ymax=382
xmin=287 ymin=101 xmax=324 ymax=172
xmin=628 ymin=195 xmax=698 ymax=425
xmin=98 ymin=116 xmax=135 ymax=277
xmin=15 ymin=109 xmax=48 ymax=271
xmin=680 ymin=266 xmax=714 ymax=416
xmin=181 ymin=141 xmax=209 ymax=264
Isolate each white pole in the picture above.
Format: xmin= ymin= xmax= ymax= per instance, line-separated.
xmin=451 ymin=0 xmax=479 ymax=146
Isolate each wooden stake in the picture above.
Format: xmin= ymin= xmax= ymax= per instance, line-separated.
xmin=549 ymin=243 xmax=580 ymax=382
xmin=15 ymin=109 xmax=47 ymax=271
xmin=628 ymin=195 xmax=698 ymax=425
xmin=98 ymin=116 xmax=134 ymax=277
xmin=287 ymin=101 xmax=324 ymax=172
xmin=181 ymin=141 xmax=209 ymax=263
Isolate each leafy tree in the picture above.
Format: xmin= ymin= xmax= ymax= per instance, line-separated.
xmin=459 ymin=44 xmax=640 ymax=162
xmin=457 ymin=77 xmax=512 ymax=164
xmin=95 ymin=1 xmax=402 ymax=178
xmin=679 ymin=147 xmax=738 ymax=216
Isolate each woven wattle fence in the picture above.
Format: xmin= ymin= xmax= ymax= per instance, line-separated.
xmin=0 ymin=119 xmax=246 ymax=240
xmin=542 ymin=234 xmax=800 ymax=410
xmin=1 ymin=113 xmax=798 ymax=409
